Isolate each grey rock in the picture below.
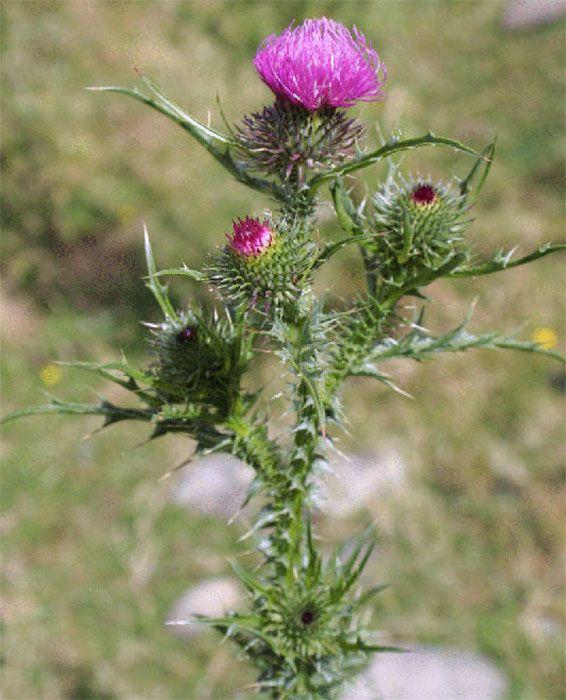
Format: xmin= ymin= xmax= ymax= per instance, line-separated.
xmin=502 ymin=0 xmax=565 ymax=30
xmin=318 ymin=449 xmax=407 ymax=518
xmin=167 ymin=576 xmax=244 ymax=639
xmin=342 ymin=646 xmax=508 ymax=700
xmin=171 ymin=453 xmax=254 ymax=520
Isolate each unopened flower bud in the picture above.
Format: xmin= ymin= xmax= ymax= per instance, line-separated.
xmin=150 ymin=311 xmax=229 ymax=407
xmin=208 ymin=216 xmax=316 ymax=309
xmin=370 ymin=175 xmax=469 ymax=279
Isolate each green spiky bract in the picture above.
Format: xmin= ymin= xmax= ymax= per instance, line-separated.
xmin=5 ymin=53 xmax=565 ymax=700
xmin=235 ymin=99 xmax=364 ymax=186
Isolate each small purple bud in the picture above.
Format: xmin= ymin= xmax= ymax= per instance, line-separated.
xmin=300 ymin=609 xmax=315 ymax=625
xmin=228 ymin=217 xmax=274 ymax=258
xmin=411 ymin=184 xmax=437 ymax=206
xmin=177 ymin=326 xmax=197 ymax=343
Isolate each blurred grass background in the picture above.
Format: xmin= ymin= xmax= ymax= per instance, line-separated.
xmin=1 ymin=1 xmax=565 ymax=698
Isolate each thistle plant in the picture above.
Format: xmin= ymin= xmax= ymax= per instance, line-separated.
xmin=5 ymin=17 xmax=564 ymax=700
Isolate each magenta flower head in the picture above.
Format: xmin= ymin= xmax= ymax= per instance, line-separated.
xmin=254 ymin=17 xmax=386 ymax=112
xmin=228 ymin=217 xmax=274 ymax=257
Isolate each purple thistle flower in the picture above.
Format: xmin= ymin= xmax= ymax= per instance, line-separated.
xmin=228 ymin=217 xmax=274 ymax=257
xmin=254 ymin=18 xmax=386 ymax=112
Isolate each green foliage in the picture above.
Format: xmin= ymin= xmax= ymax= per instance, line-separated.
xmin=188 ymin=528 xmax=395 ymax=699
xmin=306 ymin=132 xmax=485 ymax=193
xmin=449 ymin=242 xmax=566 ymax=278
xmin=89 ymin=77 xmax=282 ymax=200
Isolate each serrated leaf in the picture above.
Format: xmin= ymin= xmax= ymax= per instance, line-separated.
xmin=316 ymin=232 xmax=374 ymax=267
xmin=88 ymin=80 xmax=282 ymax=198
xmin=367 ymin=310 xmax=565 ymax=365
xmin=459 ymin=139 xmax=496 ymax=197
xmin=1 ymin=397 xmax=151 ymax=426
xmin=449 ymin=242 xmax=566 ymax=278
xmin=339 ymin=638 xmax=406 ymax=654
xmin=355 ymin=584 xmax=391 ymax=607
xmin=330 ymin=177 xmax=365 ymax=235
xmin=151 ymin=265 xmax=207 ymax=282
xmin=308 ymin=133 xmax=485 ymax=193
xmin=229 ymin=560 xmax=274 ymax=601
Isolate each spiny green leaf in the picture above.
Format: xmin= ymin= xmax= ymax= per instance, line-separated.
xmin=144 ymin=226 xmax=178 ymax=320
xmin=140 ymin=75 xmax=235 ymax=147
xmin=167 ymin=612 xmax=274 ymax=643
xmin=339 ymin=638 xmax=406 ymax=654
xmin=355 ymin=584 xmax=391 ymax=607
xmin=239 ymin=507 xmax=282 ymax=541
xmin=459 ymin=139 xmax=496 ymax=197
xmin=2 ymin=397 xmax=151 ymax=426
xmin=330 ymin=178 xmax=365 ymax=235
xmin=151 ymin=265 xmax=207 ymax=282
xmin=367 ymin=314 xmax=565 ymax=365
xmin=449 ymin=242 xmax=566 ymax=278
xmin=341 ymin=540 xmax=376 ymax=597
xmin=88 ymin=80 xmax=282 ymax=198
xmin=316 ymin=232 xmax=374 ymax=267
xmin=349 ymin=365 xmax=413 ymax=399
xmin=229 ymin=560 xmax=276 ymax=601
xmin=308 ymin=133 xmax=485 ymax=193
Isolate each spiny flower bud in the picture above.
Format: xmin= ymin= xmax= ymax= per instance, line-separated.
xmin=150 ymin=310 xmax=234 ymax=410
xmin=254 ymin=18 xmax=386 ymax=112
xmin=208 ymin=216 xmax=316 ymax=309
xmin=235 ymin=99 xmax=364 ymax=183
xmin=370 ymin=175 xmax=469 ymax=280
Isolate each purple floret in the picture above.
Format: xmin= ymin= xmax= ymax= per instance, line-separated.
xmin=254 ymin=17 xmax=386 ymax=112
xmin=228 ymin=217 xmax=274 ymax=257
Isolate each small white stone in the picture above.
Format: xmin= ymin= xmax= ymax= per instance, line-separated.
xmin=167 ymin=577 xmax=244 ymax=639
xmin=171 ymin=454 xmax=255 ymax=520
xmin=502 ymin=0 xmax=565 ymax=30
xmin=318 ymin=449 xmax=407 ymax=518
xmin=342 ymin=646 xmax=508 ymax=700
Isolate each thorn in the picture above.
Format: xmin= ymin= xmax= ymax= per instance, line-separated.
xmin=157 ymin=457 xmax=193 ymax=482
xmin=81 ymin=428 xmax=101 ymax=441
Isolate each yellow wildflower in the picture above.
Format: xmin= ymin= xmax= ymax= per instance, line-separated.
xmin=40 ymin=363 xmax=62 ymax=386
xmin=531 ymin=327 xmax=558 ymax=351
xmin=117 ymin=204 xmax=136 ymax=225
